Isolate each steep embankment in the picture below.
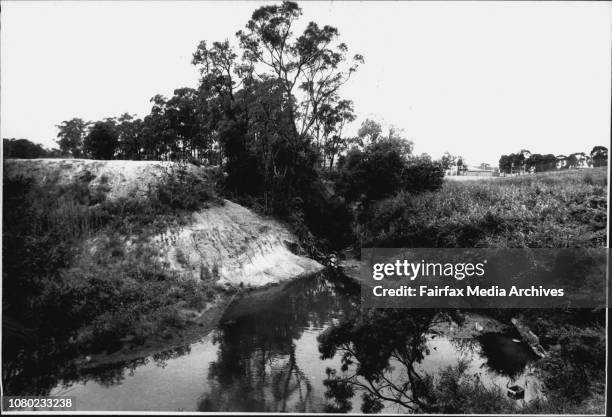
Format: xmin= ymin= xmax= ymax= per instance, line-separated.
xmin=159 ymin=200 xmax=324 ymax=287
xmin=4 ymin=159 xmax=323 ymax=288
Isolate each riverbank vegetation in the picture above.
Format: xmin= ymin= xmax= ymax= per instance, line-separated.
xmin=318 ymin=168 xmax=607 ymax=414
xmin=354 ymin=168 xmax=607 ymax=249
xmin=2 ymin=164 xmax=222 ymax=394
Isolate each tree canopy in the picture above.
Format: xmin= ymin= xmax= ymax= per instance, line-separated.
xmin=56 ymin=118 xmax=88 ymax=157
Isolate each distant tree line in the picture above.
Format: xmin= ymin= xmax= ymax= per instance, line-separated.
xmin=3 ymin=138 xmax=63 ymax=159
xmin=51 ymin=94 xmax=218 ymax=164
xmin=499 ymin=147 xmax=608 ymax=174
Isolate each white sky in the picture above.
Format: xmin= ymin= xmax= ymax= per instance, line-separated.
xmin=1 ymin=1 xmax=610 ymax=166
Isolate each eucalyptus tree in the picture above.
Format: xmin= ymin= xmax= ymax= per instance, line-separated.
xmin=191 ymin=1 xmax=363 ymax=212
xmin=115 ymin=113 xmax=144 ymax=160
xmin=56 ymin=118 xmax=89 ymax=158
xmin=235 ymin=1 xmax=363 ymax=140
xmin=317 ymin=98 xmax=356 ymax=170
xmin=356 ymin=119 xmax=383 ymax=148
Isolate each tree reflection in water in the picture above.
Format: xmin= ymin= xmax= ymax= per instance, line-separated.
xmin=198 ymin=271 xmax=360 ymax=412
xmin=318 ymin=308 xmax=462 ymax=413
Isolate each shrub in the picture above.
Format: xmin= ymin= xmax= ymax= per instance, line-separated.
xmin=154 ymin=165 xmax=220 ymax=211
xmin=431 ymin=360 xmax=515 ymax=413
xmin=534 ymin=324 xmax=606 ymax=402
xmin=400 ymin=158 xmax=444 ymax=193
xmin=335 ymin=139 xmax=444 ymax=204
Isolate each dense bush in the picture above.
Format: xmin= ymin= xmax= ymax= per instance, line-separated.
xmin=3 ymin=138 xmax=62 ymax=159
xmin=517 ymin=310 xmax=606 ymax=404
xmin=429 ymin=357 xmax=604 ymax=414
xmin=83 ymin=121 xmax=119 ymax=160
xmin=154 ymin=164 xmax=220 ymax=211
xmin=430 ymin=360 xmax=515 ymax=413
xmin=335 ymin=138 xmax=444 ymax=204
xmin=400 ymin=157 xmax=445 ymax=193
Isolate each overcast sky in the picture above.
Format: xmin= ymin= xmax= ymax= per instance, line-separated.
xmin=2 ymin=1 xmax=610 ymax=165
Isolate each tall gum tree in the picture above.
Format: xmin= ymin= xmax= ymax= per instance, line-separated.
xmin=236 ymin=1 xmax=363 ymax=141
xmin=191 ymin=1 xmax=363 ymax=209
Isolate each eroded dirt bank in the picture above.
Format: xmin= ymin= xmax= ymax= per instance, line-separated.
xmin=158 ymin=199 xmax=323 ymax=288
xmin=4 ymin=158 xmax=324 ymax=288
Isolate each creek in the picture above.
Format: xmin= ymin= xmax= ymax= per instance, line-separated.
xmin=24 ymin=271 xmax=543 ymax=412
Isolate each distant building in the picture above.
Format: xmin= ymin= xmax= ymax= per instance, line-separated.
xmin=445 ymin=162 xmax=465 ymax=176
xmin=463 ymin=166 xmax=498 ymax=177
xmin=556 ymin=155 xmax=567 ymax=169
xmin=446 ymin=163 xmax=499 ymax=177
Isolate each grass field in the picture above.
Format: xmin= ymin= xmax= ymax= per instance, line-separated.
xmin=359 ymin=167 xmax=608 ymax=249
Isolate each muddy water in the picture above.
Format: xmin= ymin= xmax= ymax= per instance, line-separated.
xmin=46 ymin=271 xmax=542 ymax=412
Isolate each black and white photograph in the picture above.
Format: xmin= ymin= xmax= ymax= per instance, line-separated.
xmin=1 ymin=1 xmax=610 ymax=414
